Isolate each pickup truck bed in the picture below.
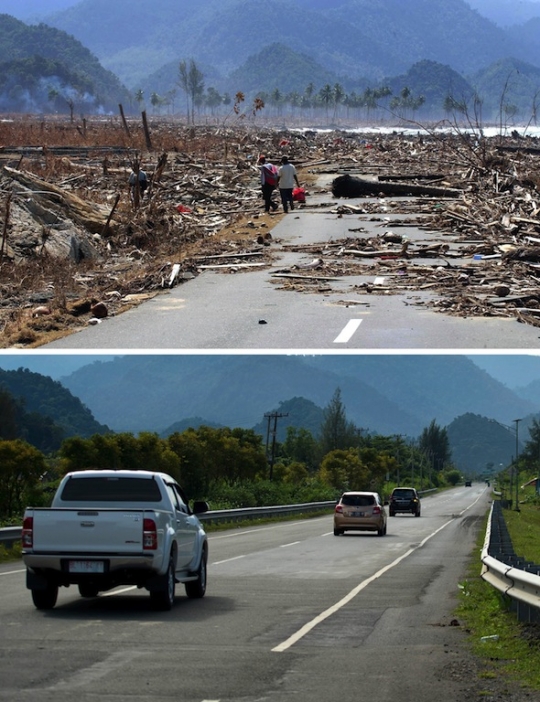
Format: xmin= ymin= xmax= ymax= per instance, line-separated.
xmin=22 ymin=470 xmax=209 ymax=611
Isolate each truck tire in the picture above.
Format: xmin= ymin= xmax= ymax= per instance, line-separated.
xmin=31 ymin=583 xmax=58 ymax=610
xmin=185 ymin=548 xmax=207 ymax=599
xmin=150 ymin=559 xmax=176 ymax=611
xmin=78 ymin=584 xmax=99 ymax=598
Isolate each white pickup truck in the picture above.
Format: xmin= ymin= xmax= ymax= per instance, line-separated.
xmin=22 ymin=469 xmax=209 ymax=611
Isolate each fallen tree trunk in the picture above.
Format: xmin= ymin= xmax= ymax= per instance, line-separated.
xmin=331 ymin=173 xmax=463 ymax=199
xmin=4 ymin=165 xmax=120 ymax=234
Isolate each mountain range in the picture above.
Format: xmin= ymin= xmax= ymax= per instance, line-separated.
xmin=55 ymin=354 xmax=539 ymax=435
xmin=1 ymin=0 xmax=540 ymax=120
xmin=0 ymin=353 xmax=538 ymax=474
xmin=41 ymin=0 xmax=539 ymax=89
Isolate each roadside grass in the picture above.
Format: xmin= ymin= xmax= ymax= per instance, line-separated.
xmin=0 ymin=542 xmax=22 ymax=564
xmin=456 ymin=494 xmax=540 ymax=692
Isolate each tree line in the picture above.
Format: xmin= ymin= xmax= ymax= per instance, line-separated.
xmin=0 ymin=387 xmax=462 ymax=523
xmin=133 ymin=59 xmax=426 ymax=124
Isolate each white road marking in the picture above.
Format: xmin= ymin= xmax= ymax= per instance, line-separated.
xmin=272 ymin=517 xmax=454 ymax=652
xmin=280 ymin=541 xmax=301 ymax=548
xmin=0 ymin=568 xmax=25 ymax=576
xmin=209 ymin=519 xmax=328 ymax=541
xmin=101 ymin=586 xmax=136 ymax=597
xmin=334 ymin=319 xmax=362 ymax=343
xmin=212 ymin=555 xmax=246 ymax=566
xmin=374 ymin=276 xmax=386 ymax=285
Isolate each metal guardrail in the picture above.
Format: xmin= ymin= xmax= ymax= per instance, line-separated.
xmin=0 ymin=501 xmax=336 ymax=548
xmin=0 ymin=527 xmax=23 ymax=548
xmin=481 ymin=501 xmax=540 ymax=623
xmin=197 ymin=501 xmax=335 ymax=525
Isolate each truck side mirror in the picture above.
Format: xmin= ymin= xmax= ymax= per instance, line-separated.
xmin=192 ymin=500 xmax=209 ymax=515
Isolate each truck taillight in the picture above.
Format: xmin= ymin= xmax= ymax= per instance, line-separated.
xmin=22 ymin=516 xmax=33 ymax=548
xmin=143 ymin=518 xmax=157 ymax=550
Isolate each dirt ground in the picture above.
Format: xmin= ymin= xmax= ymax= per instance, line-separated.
xmin=2 ymin=115 xmax=540 ymax=347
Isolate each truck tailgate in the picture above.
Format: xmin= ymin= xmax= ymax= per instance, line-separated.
xmin=31 ymin=509 xmax=149 ymax=553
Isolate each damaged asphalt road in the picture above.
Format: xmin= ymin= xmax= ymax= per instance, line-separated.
xmin=44 ymin=181 xmax=540 ymax=349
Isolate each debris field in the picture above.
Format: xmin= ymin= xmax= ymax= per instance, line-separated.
xmin=2 ymin=115 xmax=540 ymax=346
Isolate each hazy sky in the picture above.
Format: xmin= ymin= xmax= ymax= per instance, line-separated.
xmin=3 ymin=0 xmax=540 ymax=23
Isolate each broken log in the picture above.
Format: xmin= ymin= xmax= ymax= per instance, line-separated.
xmin=331 ymin=173 xmax=463 ymax=199
xmin=4 ymin=165 xmax=120 ymax=234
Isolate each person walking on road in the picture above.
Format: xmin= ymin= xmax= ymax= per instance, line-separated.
xmin=278 ymin=156 xmax=300 ymax=213
xmin=258 ymin=155 xmax=279 ymax=213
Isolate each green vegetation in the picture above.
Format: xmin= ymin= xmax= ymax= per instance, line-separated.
xmin=447 ymin=414 xmax=518 ymax=478
xmin=0 ymin=13 xmax=130 ymax=113
xmin=0 ymin=541 xmax=22 ymax=564
xmin=0 ymin=387 xmax=460 ymax=527
xmin=0 ymin=368 xmax=110 ymax=448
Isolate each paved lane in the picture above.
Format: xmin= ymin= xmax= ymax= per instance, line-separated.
xmin=0 ymin=486 xmax=493 ymax=702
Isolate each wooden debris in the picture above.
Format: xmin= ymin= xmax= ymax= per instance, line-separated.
xmin=4 ymin=165 xmax=120 ymax=234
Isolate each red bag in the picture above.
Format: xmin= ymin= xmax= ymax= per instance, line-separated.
xmin=292 ymin=187 xmax=306 ymax=203
xmin=263 ymin=164 xmax=279 ymax=186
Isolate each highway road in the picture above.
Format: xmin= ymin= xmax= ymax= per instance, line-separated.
xmin=1 ymin=486 xmax=492 ymax=702
xmin=43 ymin=187 xmax=540 ymax=350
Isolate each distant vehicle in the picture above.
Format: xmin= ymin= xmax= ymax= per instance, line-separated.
xmin=465 ymin=480 xmax=472 ymax=487
xmin=22 ymin=470 xmax=209 ymax=611
xmin=389 ymin=487 xmax=421 ymax=517
xmin=334 ymin=491 xmax=387 ymax=536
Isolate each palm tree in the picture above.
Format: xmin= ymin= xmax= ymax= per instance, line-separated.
xmin=150 ymin=92 xmax=161 ymax=114
xmin=332 ymin=83 xmax=345 ymax=121
xmin=178 ymin=59 xmax=205 ymax=124
xmin=134 ymin=89 xmax=144 ymax=111
xmin=319 ymin=84 xmax=333 ymax=122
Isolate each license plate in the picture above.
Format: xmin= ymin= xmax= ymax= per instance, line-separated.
xmin=69 ymin=560 xmax=104 ymax=573
xmin=351 ymin=511 xmax=365 ymax=517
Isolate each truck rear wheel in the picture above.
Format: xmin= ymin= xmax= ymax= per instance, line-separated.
xmin=150 ymin=559 xmax=175 ymax=611
xmin=185 ymin=548 xmax=207 ymax=599
xmin=31 ymin=583 xmax=58 ymax=610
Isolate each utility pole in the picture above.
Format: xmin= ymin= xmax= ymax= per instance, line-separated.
xmin=514 ymin=418 xmax=522 ymax=512
xmin=265 ymin=412 xmax=288 ymax=480
xmin=394 ymin=434 xmax=404 ymax=485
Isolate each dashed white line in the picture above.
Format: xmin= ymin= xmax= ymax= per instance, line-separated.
xmin=334 ymin=319 xmax=362 ymax=343
xmin=280 ymin=541 xmax=301 ymax=548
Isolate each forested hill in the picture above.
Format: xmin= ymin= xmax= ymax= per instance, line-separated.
xmin=0 ymin=13 xmax=130 ymax=113
xmin=44 ymin=0 xmax=533 ymax=91
xmin=0 ymin=368 xmax=110 ymax=442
